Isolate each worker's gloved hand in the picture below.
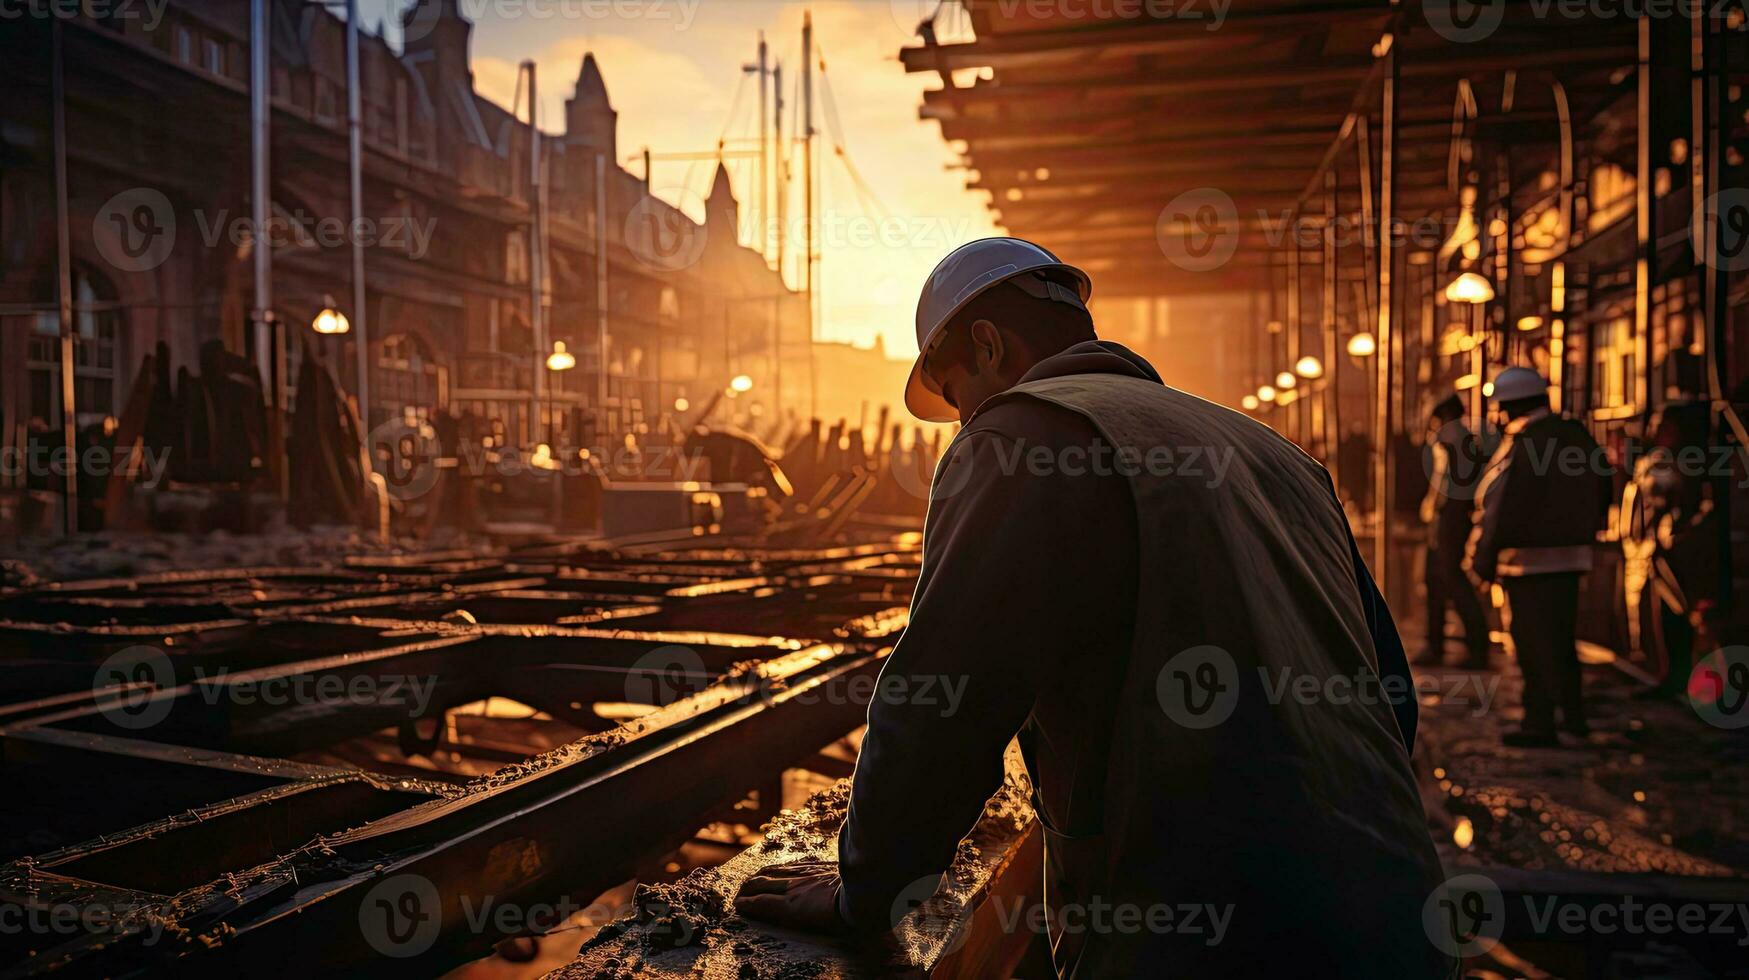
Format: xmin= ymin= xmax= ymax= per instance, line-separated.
xmin=733 ymin=859 xmax=850 ymax=934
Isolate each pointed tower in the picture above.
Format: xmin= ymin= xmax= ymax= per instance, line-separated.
xmin=706 ymin=161 xmax=739 ymax=234
xmin=564 ymin=53 xmax=618 ymax=164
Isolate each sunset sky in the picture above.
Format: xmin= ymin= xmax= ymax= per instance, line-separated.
xmin=357 ymin=0 xmax=997 ymax=358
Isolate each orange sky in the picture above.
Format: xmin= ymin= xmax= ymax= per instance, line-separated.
xmin=365 ymin=0 xmax=998 ymax=359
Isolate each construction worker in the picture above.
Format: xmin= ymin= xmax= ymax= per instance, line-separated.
xmin=1466 ymin=367 xmax=1610 ymax=747
xmin=1417 ymin=394 xmax=1491 ymax=669
xmin=735 ymin=238 xmax=1451 ymax=978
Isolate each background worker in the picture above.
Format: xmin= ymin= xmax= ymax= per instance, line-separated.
xmin=1466 ymin=367 xmax=1611 ymax=747
xmin=1417 ymin=394 xmax=1490 ymax=669
xmin=734 ymin=238 xmax=1452 ymax=978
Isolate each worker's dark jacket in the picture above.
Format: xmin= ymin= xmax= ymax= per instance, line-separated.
xmin=1428 ymin=421 xmax=1484 ymax=551
xmin=837 ymin=341 xmax=1451 ymax=978
xmin=1467 ymin=410 xmax=1611 ymax=580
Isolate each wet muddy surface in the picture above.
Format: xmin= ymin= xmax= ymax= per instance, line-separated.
xmin=1415 ymin=657 xmax=1749 ymax=878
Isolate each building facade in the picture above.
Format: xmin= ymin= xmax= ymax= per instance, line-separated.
xmin=0 ymin=0 xmax=811 ymax=531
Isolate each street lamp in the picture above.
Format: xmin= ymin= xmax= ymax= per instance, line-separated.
xmin=1346 ymin=331 xmax=1377 ymax=357
xmin=1294 ymin=355 xmax=1324 ymax=380
xmin=729 ymin=374 xmax=754 ymax=393
xmin=1257 ymin=384 xmax=1278 ymax=403
xmin=1241 ymin=394 xmax=1261 ymax=411
xmin=1275 ymin=371 xmax=1297 ymax=390
xmin=1444 ymin=271 xmax=1495 ymax=304
xmin=546 ymin=341 xmax=576 ymax=372
xmin=312 ymin=297 xmax=349 ymax=335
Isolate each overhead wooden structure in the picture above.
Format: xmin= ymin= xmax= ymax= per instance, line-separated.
xmin=901 ymin=0 xmax=1638 ymax=298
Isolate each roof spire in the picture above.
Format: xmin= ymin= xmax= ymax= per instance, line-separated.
xmin=576 ymin=52 xmax=611 ymax=108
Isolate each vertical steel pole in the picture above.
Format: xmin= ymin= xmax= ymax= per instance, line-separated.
xmin=596 ymin=153 xmax=609 ymax=437
xmin=1286 ymin=218 xmax=1301 ymax=444
xmin=346 ymin=0 xmax=370 ymax=434
xmin=1373 ymin=43 xmax=1397 ymax=586
xmin=51 ymin=21 xmax=78 ymax=535
xmin=1323 ymin=168 xmax=1339 ymax=482
xmin=527 ymin=62 xmax=543 ymax=446
xmin=1635 ymin=15 xmax=1653 ymax=418
xmin=251 ymin=0 xmax=284 ymax=502
xmin=802 ymin=12 xmax=816 ymax=334
xmin=774 ymin=61 xmax=785 ymax=287
xmin=1495 ymin=146 xmax=1513 ymax=368
xmin=758 ymin=33 xmax=769 ymax=263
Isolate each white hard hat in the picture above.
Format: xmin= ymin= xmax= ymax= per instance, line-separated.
xmin=904 ymin=237 xmax=1091 ymax=422
xmin=1489 ymin=366 xmax=1549 ymax=403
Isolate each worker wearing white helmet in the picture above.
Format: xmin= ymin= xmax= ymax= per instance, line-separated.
xmin=738 ymin=237 xmax=1453 ymax=978
xmin=1467 ymin=367 xmax=1611 ymax=747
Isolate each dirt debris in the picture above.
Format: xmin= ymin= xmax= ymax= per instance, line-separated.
xmin=550 ymin=752 xmax=1035 ymax=980
xmin=632 ymin=874 xmax=732 ymax=950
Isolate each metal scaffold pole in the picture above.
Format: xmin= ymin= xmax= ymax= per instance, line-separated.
xmin=1373 ymin=42 xmax=1397 ymax=587
xmin=774 ymin=61 xmax=785 ymax=288
xmin=597 ymin=153 xmax=609 ymax=435
xmin=803 ymin=12 xmax=820 ymax=421
xmin=250 ymin=0 xmax=284 ymax=503
xmin=51 ymin=20 xmax=77 ymax=535
xmin=346 ymin=0 xmax=370 ymax=434
xmin=1322 ymin=167 xmax=1338 ymax=484
xmin=526 ymin=61 xmax=544 ymax=447
xmin=758 ymin=33 xmax=770 ymax=262
xmin=1286 ymin=220 xmax=1301 ymax=443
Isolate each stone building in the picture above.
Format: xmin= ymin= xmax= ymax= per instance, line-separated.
xmin=0 ymin=0 xmax=810 ymax=531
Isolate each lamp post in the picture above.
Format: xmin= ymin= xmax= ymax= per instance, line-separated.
xmin=1445 ymin=271 xmax=1494 ymax=421
xmin=1295 ymin=354 xmax=1327 ymax=462
xmin=546 ymin=341 xmax=575 ymax=446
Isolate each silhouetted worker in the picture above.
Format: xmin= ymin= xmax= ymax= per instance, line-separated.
xmin=1417 ymin=395 xmax=1490 ymax=668
xmin=1466 ymin=367 xmax=1610 ymax=747
xmin=735 ymin=238 xmax=1451 ymax=978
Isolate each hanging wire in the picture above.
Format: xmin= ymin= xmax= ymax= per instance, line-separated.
xmin=815 ymin=45 xmax=893 ymax=221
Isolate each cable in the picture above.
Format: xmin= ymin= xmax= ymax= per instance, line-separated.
xmin=815 ymin=46 xmax=892 ymax=221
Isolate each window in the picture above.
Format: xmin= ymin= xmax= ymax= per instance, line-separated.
xmin=315 ymin=78 xmax=338 ymax=123
xmin=374 ymin=333 xmax=444 ymax=432
xmin=175 ymin=27 xmax=193 ymax=65
xmin=202 ymin=38 xmax=224 ymax=76
xmin=25 ymin=269 xmax=121 ymax=427
xmin=1592 ymin=313 xmax=1636 ymax=414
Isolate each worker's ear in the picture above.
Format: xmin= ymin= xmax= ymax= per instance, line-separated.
xmin=968 ymin=319 xmax=1003 ymax=373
